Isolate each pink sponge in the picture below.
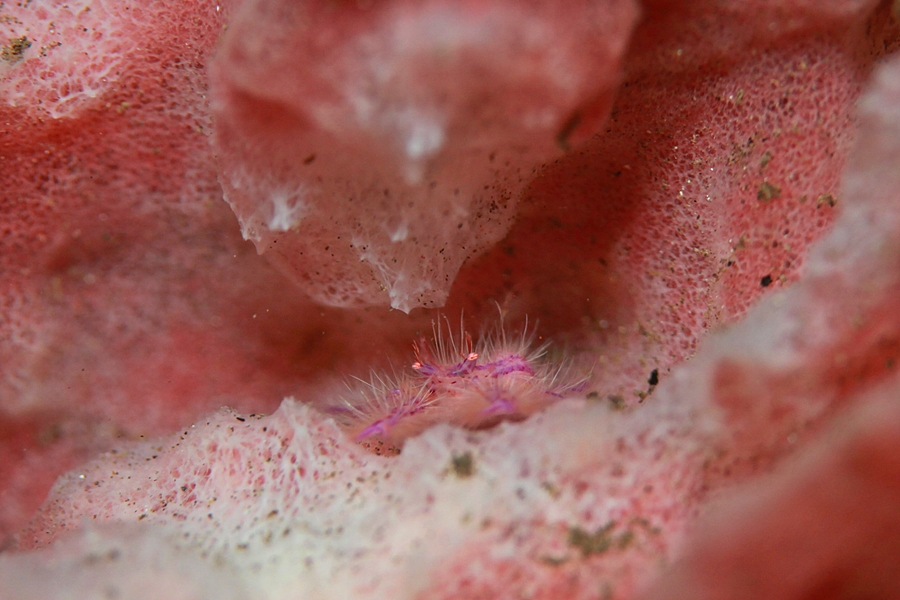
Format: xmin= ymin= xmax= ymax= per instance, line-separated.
xmin=1 ymin=1 xmax=145 ymax=119
xmin=2 ymin=0 xmax=900 ymax=598
xmin=211 ymin=0 xmax=638 ymax=311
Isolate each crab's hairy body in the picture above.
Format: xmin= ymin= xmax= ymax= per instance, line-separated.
xmin=331 ymin=316 xmax=585 ymax=455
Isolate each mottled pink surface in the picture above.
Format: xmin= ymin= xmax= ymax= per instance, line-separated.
xmin=1 ymin=0 xmax=900 ymax=598
xmin=645 ymin=384 xmax=900 ymax=600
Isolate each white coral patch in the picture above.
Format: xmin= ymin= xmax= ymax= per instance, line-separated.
xmin=403 ymin=117 xmax=445 ymax=160
xmin=390 ymin=221 xmax=409 ymax=242
xmin=267 ymin=187 xmax=307 ymax=232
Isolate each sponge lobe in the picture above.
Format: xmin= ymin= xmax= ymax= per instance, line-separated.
xmin=17 ymin=397 xmax=713 ymax=600
xmin=211 ymin=0 xmax=638 ymax=312
xmin=447 ymin=3 xmax=899 ymax=407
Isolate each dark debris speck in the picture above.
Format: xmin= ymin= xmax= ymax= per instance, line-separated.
xmin=608 ymin=395 xmax=626 ymax=410
xmin=568 ymin=522 xmax=615 ymax=557
xmin=451 ymin=452 xmax=474 ymax=478
xmin=757 ymin=181 xmax=781 ymax=202
xmin=1 ymin=36 xmax=31 ymax=63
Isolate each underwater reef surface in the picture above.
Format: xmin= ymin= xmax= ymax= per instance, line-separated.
xmin=2 ymin=1 xmax=900 ymax=598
